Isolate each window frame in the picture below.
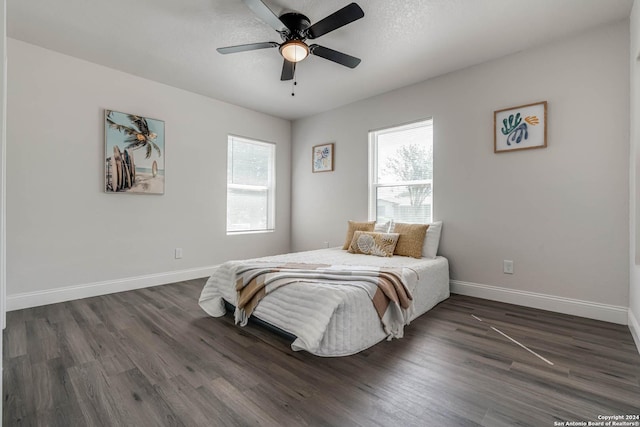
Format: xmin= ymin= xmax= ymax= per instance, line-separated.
xmin=226 ymin=135 xmax=276 ymax=235
xmin=368 ymin=119 xmax=434 ymax=223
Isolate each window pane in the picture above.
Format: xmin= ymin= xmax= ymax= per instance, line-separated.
xmin=227 ymin=136 xmax=275 ymax=233
xmin=230 ymin=140 xmax=271 ymax=186
xmin=227 ymin=188 xmax=268 ymax=232
xmin=369 ymin=119 xmax=433 ymax=224
xmin=376 ymin=125 xmax=433 ymax=184
xmin=376 ymin=185 xmax=432 ymax=224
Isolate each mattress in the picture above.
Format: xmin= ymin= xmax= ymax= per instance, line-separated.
xmin=199 ymin=247 xmax=450 ymax=357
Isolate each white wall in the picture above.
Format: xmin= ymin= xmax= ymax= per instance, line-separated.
xmin=6 ymin=39 xmax=291 ymax=308
xmin=292 ymin=21 xmax=630 ymax=323
xmin=0 ymin=0 xmax=6 ymax=420
xmin=629 ymin=0 xmax=640 ymax=351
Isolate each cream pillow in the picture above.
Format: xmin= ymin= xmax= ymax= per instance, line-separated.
xmin=392 ymin=223 xmax=429 ymax=258
xmin=422 ymin=221 xmax=443 ymax=259
xmin=342 ymin=220 xmax=375 ymax=250
xmin=348 ymin=231 xmax=400 ymax=257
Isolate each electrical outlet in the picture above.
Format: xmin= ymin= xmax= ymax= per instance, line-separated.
xmin=175 ymin=248 xmax=183 ymax=259
xmin=503 ymin=260 xmax=513 ymax=274
xmin=323 ymin=241 xmax=329 ymax=248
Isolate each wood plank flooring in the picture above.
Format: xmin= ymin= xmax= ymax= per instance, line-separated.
xmin=4 ymin=278 xmax=640 ymax=426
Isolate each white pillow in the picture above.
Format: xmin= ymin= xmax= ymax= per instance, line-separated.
xmin=374 ymin=220 xmax=393 ymax=233
xmin=422 ymin=221 xmax=442 ymax=259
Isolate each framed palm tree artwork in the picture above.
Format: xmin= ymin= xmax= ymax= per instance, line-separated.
xmin=104 ymin=110 xmax=165 ymax=194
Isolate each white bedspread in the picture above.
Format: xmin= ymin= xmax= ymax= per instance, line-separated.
xmin=199 ymin=247 xmax=450 ymax=357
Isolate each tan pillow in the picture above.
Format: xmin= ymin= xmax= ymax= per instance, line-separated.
xmin=342 ymin=220 xmax=375 ymax=249
xmin=392 ymin=223 xmax=429 ymax=258
xmin=348 ymin=231 xmax=400 ymax=257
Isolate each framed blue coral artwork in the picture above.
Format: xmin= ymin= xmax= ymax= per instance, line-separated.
xmin=312 ymin=143 xmax=334 ymax=172
xmin=494 ymin=101 xmax=547 ymax=153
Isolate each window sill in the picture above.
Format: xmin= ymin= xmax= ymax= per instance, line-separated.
xmin=226 ymin=229 xmax=275 ymax=236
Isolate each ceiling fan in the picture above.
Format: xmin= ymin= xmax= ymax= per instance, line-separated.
xmin=217 ymin=0 xmax=365 ymax=81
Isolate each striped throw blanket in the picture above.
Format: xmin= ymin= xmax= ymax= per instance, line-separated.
xmin=233 ymin=262 xmax=416 ymax=339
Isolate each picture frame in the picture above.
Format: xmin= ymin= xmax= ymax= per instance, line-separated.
xmin=494 ymin=101 xmax=547 ymax=153
xmin=104 ymin=109 xmax=165 ymax=194
xmin=312 ymin=143 xmax=334 ymax=172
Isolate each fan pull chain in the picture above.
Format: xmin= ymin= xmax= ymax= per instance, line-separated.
xmin=291 ymin=63 xmax=297 ymax=96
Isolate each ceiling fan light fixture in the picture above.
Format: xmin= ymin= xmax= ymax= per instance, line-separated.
xmin=280 ymin=40 xmax=309 ymax=63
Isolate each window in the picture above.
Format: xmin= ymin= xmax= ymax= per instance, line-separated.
xmin=227 ymin=136 xmax=275 ymax=233
xmin=369 ymin=119 xmax=433 ymax=224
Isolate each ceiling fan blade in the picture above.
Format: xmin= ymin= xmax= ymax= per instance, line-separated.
xmin=217 ymin=42 xmax=279 ymax=54
xmin=242 ymin=0 xmax=289 ymax=33
xmin=306 ymin=3 xmax=364 ymax=39
xmin=309 ymin=44 xmax=361 ymax=68
xmin=281 ymin=60 xmax=295 ymax=81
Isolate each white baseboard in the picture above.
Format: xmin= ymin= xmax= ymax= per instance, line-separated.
xmin=7 ymin=266 xmax=218 ymax=311
xmin=629 ymin=309 xmax=640 ymax=355
xmin=450 ymin=280 xmax=628 ymax=325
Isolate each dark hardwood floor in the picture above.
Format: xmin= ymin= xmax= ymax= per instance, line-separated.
xmin=3 ymin=278 xmax=640 ymax=426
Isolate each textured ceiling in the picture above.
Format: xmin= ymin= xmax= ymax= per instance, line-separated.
xmin=8 ymin=0 xmax=633 ymax=120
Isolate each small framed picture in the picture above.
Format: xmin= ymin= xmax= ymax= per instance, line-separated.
xmin=312 ymin=143 xmax=334 ymax=173
xmin=494 ymin=101 xmax=547 ymax=153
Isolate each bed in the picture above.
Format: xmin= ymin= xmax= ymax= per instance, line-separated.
xmin=198 ymin=246 xmax=450 ymax=357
